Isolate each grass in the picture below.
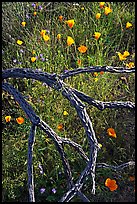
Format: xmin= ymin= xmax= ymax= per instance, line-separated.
xmin=2 ymin=2 xmax=135 ymax=202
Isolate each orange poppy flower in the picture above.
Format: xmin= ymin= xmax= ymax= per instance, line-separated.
xmin=57 ymin=124 xmax=63 ymax=131
xmin=31 ymin=57 xmax=37 ymax=63
xmin=104 ymin=7 xmax=112 ymax=15
xmin=105 ymin=178 xmax=118 ymax=191
xmin=100 ymin=71 xmax=104 ymax=75
xmin=66 ymin=19 xmax=75 ymax=28
xmin=5 ymin=116 xmax=11 ymax=123
xmin=59 ymin=15 xmax=63 ymax=21
xmin=78 ymin=45 xmax=87 ymax=53
xmin=16 ymin=117 xmax=24 ymax=124
xmin=107 ymin=128 xmax=116 ymax=138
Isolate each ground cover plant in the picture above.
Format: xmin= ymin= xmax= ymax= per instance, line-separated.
xmin=2 ymin=2 xmax=135 ymax=202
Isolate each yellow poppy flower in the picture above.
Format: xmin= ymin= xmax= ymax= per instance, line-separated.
xmin=5 ymin=116 xmax=11 ymax=122
xmin=93 ymin=72 xmax=98 ymax=77
xmin=63 ymin=111 xmax=69 ymax=116
xmin=104 ymin=6 xmax=112 ymax=15
xmin=66 ymin=19 xmax=75 ymax=29
xmin=31 ymin=57 xmax=37 ymax=62
xmin=57 ymin=34 xmax=61 ymax=40
xmin=33 ymin=12 xmax=37 ymax=16
xmin=78 ymin=45 xmax=87 ymax=53
xmin=126 ymin=62 xmax=134 ymax=68
xmin=99 ymin=2 xmax=105 ymax=8
xmin=94 ymin=78 xmax=98 ymax=82
xmin=67 ymin=36 xmax=75 ymax=46
xmin=16 ymin=117 xmax=24 ymax=124
xmin=93 ymin=32 xmax=101 ymax=40
xmin=17 ymin=40 xmax=23 ymax=45
xmin=117 ymin=52 xmax=127 ymax=61
xmin=43 ymin=34 xmax=50 ymax=42
xmin=21 ymin=21 xmax=26 ymax=27
xmin=96 ymin=13 xmax=101 ymax=19
xmin=126 ymin=22 xmax=132 ymax=29
xmin=123 ymin=51 xmax=130 ymax=58
xmin=107 ymin=128 xmax=116 ymax=138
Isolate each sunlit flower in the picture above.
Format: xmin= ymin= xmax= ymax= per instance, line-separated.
xmin=105 ymin=178 xmax=118 ymax=191
xmin=99 ymin=2 xmax=105 ymax=8
xmin=117 ymin=52 xmax=127 ymax=61
xmin=107 ymin=128 xmax=116 ymax=138
xmin=40 ymin=29 xmax=46 ymax=37
xmin=93 ymin=32 xmax=101 ymax=40
xmin=21 ymin=21 xmax=26 ymax=27
xmin=57 ymin=34 xmax=61 ymax=40
xmin=17 ymin=40 xmax=23 ymax=45
xmin=33 ymin=11 xmax=37 ymax=16
xmin=5 ymin=116 xmax=11 ymax=123
xmin=94 ymin=78 xmax=98 ymax=82
xmin=66 ymin=19 xmax=75 ymax=28
xmin=123 ymin=51 xmax=130 ymax=58
xmin=81 ymin=7 xmax=84 ymax=10
xmin=63 ymin=111 xmax=69 ymax=116
xmin=104 ymin=6 xmax=112 ymax=15
xmin=126 ymin=22 xmax=132 ymax=29
xmin=126 ymin=62 xmax=134 ymax=68
xmin=67 ymin=36 xmax=75 ymax=46
xmin=16 ymin=117 xmax=24 ymax=124
xmin=31 ymin=57 xmax=37 ymax=62
xmin=43 ymin=35 xmax=50 ymax=42
xmin=57 ymin=124 xmax=63 ymax=131
xmin=59 ymin=15 xmax=63 ymax=21
xmin=93 ymin=72 xmax=98 ymax=77
xmin=96 ymin=13 xmax=101 ymax=19
xmin=78 ymin=45 xmax=87 ymax=53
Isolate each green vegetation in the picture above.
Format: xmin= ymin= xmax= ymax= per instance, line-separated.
xmin=2 ymin=2 xmax=135 ymax=202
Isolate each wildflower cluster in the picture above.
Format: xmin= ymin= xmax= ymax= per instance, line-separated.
xmin=5 ymin=116 xmax=24 ymax=124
